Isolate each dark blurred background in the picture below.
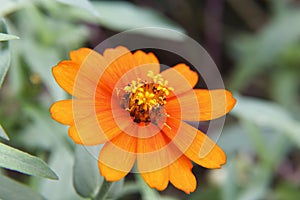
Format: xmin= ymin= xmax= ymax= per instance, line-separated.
xmin=0 ymin=0 xmax=300 ymax=200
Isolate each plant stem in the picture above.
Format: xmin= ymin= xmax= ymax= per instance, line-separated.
xmin=93 ymin=179 xmax=113 ymax=200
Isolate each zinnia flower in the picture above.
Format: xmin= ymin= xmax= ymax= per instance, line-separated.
xmin=50 ymin=46 xmax=236 ymax=194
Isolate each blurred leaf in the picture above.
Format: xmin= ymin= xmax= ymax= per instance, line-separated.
xmin=236 ymin=161 xmax=273 ymax=200
xmin=0 ymin=142 xmax=58 ymax=179
xmin=237 ymin=181 xmax=268 ymax=200
xmin=18 ymin=5 xmax=89 ymax=49
xmin=0 ymin=19 xmax=10 ymax=89
xmin=135 ymin=174 xmax=160 ymax=200
xmin=270 ymin=0 xmax=291 ymax=16
xmin=274 ymin=182 xmax=300 ymax=200
xmin=50 ymin=22 xmax=89 ymax=50
xmin=222 ymin=161 xmax=238 ymax=200
xmin=17 ymin=105 xmax=69 ymax=150
xmin=40 ymin=147 xmax=84 ymax=200
xmin=0 ymin=33 xmax=19 ymax=41
xmin=4 ymin=17 xmax=24 ymax=94
xmin=56 ymin=0 xmax=100 ymax=18
xmin=94 ymin=1 xmax=184 ymax=37
xmin=0 ymin=47 xmax=10 ymax=89
xmin=219 ymin=125 xmax=254 ymax=154
xmin=229 ymin=11 xmax=300 ymax=90
xmin=271 ymin=68 xmax=299 ymax=107
xmin=112 ymin=182 xmax=140 ymax=200
xmin=231 ymin=154 xmax=273 ymax=200
xmin=0 ymin=124 xmax=9 ymax=140
xmin=225 ymin=121 xmax=292 ymax=200
xmin=0 ymin=0 xmax=25 ymax=18
xmin=22 ymin=41 xmax=65 ymax=100
xmin=189 ymin=186 xmax=220 ymax=200
xmin=70 ymin=1 xmax=185 ymax=40
xmin=73 ymin=145 xmax=103 ymax=198
xmin=240 ymin=120 xmax=267 ymax=161
xmin=0 ymin=174 xmax=44 ymax=200
xmin=107 ymin=178 xmax=125 ymax=199
xmin=231 ymin=95 xmax=300 ymax=147
xmin=160 ymin=197 xmax=180 ymax=200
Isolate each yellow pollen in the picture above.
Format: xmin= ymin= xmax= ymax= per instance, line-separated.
xmin=120 ymin=71 xmax=173 ymax=125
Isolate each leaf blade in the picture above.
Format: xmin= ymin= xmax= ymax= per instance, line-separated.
xmin=0 ymin=19 xmax=11 ymax=89
xmin=56 ymin=0 xmax=100 ymax=18
xmin=0 ymin=124 xmax=9 ymax=140
xmin=73 ymin=145 xmax=103 ymax=198
xmin=0 ymin=33 xmax=19 ymax=41
xmin=231 ymin=95 xmax=300 ymax=147
xmin=93 ymin=1 xmax=184 ymax=37
xmin=0 ymin=175 xmax=44 ymax=200
xmin=0 ymin=143 xmax=58 ymax=180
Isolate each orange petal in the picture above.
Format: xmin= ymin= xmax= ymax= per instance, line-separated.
xmin=52 ymin=61 xmax=98 ymax=98
xmin=160 ymin=63 xmax=198 ymax=96
xmin=163 ymin=118 xmax=226 ymax=168
xmin=52 ymin=60 xmax=79 ymax=96
xmin=53 ymin=48 xmax=107 ymax=97
xmin=98 ymin=47 xmax=163 ymax=95
xmin=137 ymin=128 xmax=177 ymax=173
xmin=164 ymin=94 xmax=182 ymax=120
xmin=98 ymin=46 xmax=136 ymax=92
xmin=133 ymin=51 xmax=159 ymax=68
xmin=98 ymin=132 xmax=137 ymax=181
xmin=166 ymin=89 xmax=236 ymax=121
xmin=50 ymin=100 xmax=73 ymax=125
xmin=137 ymin=126 xmax=171 ymax=191
xmin=68 ymin=123 xmax=104 ymax=146
xmin=140 ymin=168 xmax=169 ymax=191
xmin=69 ymin=48 xmax=95 ymax=64
xmin=68 ymin=108 xmax=130 ymax=145
xmin=132 ymin=50 xmax=160 ymax=80
xmin=169 ymin=156 xmax=196 ymax=194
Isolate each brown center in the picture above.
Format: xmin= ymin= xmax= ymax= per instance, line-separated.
xmin=118 ymin=71 xmax=173 ymax=126
xmin=127 ymin=83 xmax=167 ymax=125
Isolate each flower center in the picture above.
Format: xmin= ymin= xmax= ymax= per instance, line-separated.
xmin=118 ymin=71 xmax=173 ymax=126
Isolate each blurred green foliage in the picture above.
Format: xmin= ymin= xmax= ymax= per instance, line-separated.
xmin=0 ymin=0 xmax=299 ymax=200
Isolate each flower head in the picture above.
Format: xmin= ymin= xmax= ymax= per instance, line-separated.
xmin=50 ymin=46 xmax=236 ymax=194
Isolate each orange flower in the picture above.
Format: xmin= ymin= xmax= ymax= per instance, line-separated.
xmin=50 ymin=46 xmax=236 ymax=194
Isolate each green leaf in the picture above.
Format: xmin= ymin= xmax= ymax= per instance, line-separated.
xmin=56 ymin=0 xmax=100 ymax=18
xmin=0 ymin=174 xmax=44 ymax=200
xmin=95 ymin=1 xmax=184 ymax=35
xmin=0 ymin=33 xmax=19 ymax=41
xmin=229 ymin=11 xmax=300 ymax=90
xmin=189 ymin=186 xmax=220 ymax=200
xmin=21 ymin=41 xmax=65 ymax=100
xmin=17 ymin=106 xmax=68 ymax=150
xmin=231 ymin=95 xmax=300 ymax=147
xmin=0 ymin=19 xmax=11 ymax=89
xmin=73 ymin=145 xmax=125 ymax=199
xmin=0 ymin=142 xmax=58 ymax=180
xmin=0 ymin=0 xmax=25 ymax=18
xmin=71 ymin=1 xmax=185 ymax=40
xmin=221 ymin=161 xmax=238 ymax=200
xmin=0 ymin=47 xmax=10 ymax=89
xmin=274 ymin=182 xmax=300 ymax=200
xmin=0 ymin=124 xmax=9 ymax=140
xmin=111 ymin=182 xmax=140 ymax=200
xmin=219 ymin=125 xmax=253 ymax=154
xmin=135 ymin=174 xmax=160 ymax=200
xmin=73 ymin=145 xmax=103 ymax=198
xmin=270 ymin=68 xmax=299 ymax=107
xmin=107 ymin=178 xmax=124 ymax=199
xmin=40 ymin=147 xmax=84 ymax=200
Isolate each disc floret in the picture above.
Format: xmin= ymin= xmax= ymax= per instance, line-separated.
xmin=120 ymin=71 xmax=173 ymax=125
